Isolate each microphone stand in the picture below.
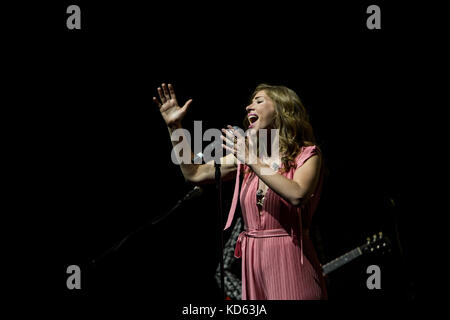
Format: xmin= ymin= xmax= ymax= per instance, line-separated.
xmin=91 ymin=187 xmax=201 ymax=266
xmin=215 ymin=161 xmax=225 ymax=300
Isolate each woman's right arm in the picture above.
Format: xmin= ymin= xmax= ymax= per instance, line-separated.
xmin=154 ymin=83 xmax=237 ymax=184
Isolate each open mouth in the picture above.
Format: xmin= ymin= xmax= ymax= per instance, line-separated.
xmin=248 ymin=113 xmax=259 ymax=127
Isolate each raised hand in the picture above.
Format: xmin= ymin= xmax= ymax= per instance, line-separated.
xmin=153 ymin=83 xmax=192 ymax=127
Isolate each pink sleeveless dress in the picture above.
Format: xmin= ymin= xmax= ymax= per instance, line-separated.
xmin=224 ymin=145 xmax=327 ymax=300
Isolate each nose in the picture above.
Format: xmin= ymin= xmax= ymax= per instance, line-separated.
xmin=246 ymin=103 xmax=254 ymax=112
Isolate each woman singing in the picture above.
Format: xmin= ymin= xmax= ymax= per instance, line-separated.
xmin=153 ymin=83 xmax=327 ymax=300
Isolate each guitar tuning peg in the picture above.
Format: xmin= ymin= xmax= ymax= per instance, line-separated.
xmin=379 ymin=231 xmax=383 ymax=237
xmin=366 ymin=237 xmax=371 ymax=243
xmin=372 ymin=234 xmax=377 ymax=241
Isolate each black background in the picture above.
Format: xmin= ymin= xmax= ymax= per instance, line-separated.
xmin=6 ymin=0 xmax=437 ymax=316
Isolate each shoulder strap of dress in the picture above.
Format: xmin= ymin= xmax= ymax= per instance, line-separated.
xmin=224 ymin=163 xmax=242 ymax=230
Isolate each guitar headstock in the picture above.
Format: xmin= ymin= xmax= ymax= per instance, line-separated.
xmin=361 ymin=231 xmax=391 ymax=255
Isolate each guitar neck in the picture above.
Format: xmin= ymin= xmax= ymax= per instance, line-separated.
xmin=322 ymin=246 xmax=363 ymax=275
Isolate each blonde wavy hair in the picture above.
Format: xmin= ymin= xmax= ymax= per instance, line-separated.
xmin=243 ymin=83 xmax=316 ymax=172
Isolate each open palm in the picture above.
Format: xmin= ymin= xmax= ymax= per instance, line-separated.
xmin=153 ymin=83 xmax=192 ymax=127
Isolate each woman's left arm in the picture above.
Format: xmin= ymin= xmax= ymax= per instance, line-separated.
xmin=249 ymin=155 xmax=321 ymax=207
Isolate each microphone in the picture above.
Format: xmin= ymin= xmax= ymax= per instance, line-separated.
xmin=193 ymin=126 xmax=242 ymax=163
xmin=182 ymin=186 xmax=203 ymax=202
xmin=151 ymin=186 xmax=203 ymax=225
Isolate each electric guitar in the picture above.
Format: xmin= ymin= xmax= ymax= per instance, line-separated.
xmin=321 ymin=231 xmax=391 ymax=276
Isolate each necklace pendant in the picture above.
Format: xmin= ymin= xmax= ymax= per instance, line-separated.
xmin=256 ymin=189 xmax=265 ymax=207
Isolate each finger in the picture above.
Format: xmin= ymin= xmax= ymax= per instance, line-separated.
xmin=221 ymin=129 xmax=236 ymax=145
xmin=181 ymin=99 xmax=193 ymax=114
xmin=227 ymin=125 xmax=244 ymax=138
xmin=220 ymin=134 xmax=234 ymax=147
xmin=157 ymin=87 xmax=166 ymax=103
xmin=153 ymin=97 xmax=162 ymax=109
xmin=168 ymin=83 xmax=177 ymax=102
xmin=162 ymin=83 xmax=171 ymax=100
xmin=222 ymin=127 xmax=237 ymax=141
xmin=245 ymin=135 xmax=254 ymax=149
xmin=222 ymin=144 xmax=236 ymax=156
